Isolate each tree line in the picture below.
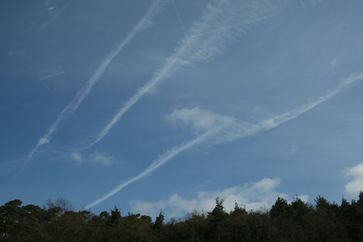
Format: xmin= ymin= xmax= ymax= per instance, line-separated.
xmin=1 ymin=193 xmax=363 ymax=241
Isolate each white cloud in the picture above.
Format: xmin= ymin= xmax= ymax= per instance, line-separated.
xmin=70 ymin=151 xmax=114 ymax=166
xmin=38 ymin=138 xmax=49 ymax=145
xmin=166 ymin=107 xmax=236 ymax=133
xmin=345 ymin=162 xmax=363 ymax=195
xmin=131 ymin=178 xmax=292 ymax=218
xmin=70 ymin=152 xmax=82 ymax=164
xmin=88 ymin=152 xmax=115 ymax=166
xmin=346 ymin=163 xmax=363 ymax=177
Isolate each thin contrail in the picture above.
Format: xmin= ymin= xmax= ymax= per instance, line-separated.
xmin=85 ymin=72 xmax=363 ymax=209
xmin=221 ymin=72 xmax=363 ymax=143
xmin=171 ymin=0 xmax=187 ymax=37
xmin=87 ymin=0 xmax=284 ymax=148
xmin=84 ymin=129 xmax=217 ymax=210
xmin=38 ymin=70 xmax=65 ymax=81
xmin=25 ymin=0 xmax=167 ymax=163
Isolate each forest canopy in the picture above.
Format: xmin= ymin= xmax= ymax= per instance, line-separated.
xmin=1 ymin=193 xmax=363 ymax=241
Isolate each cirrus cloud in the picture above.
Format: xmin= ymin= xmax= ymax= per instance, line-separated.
xmin=166 ymin=107 xmax=236 ymax=133
xmin=70 ymin=151 xmax=115 ymax=166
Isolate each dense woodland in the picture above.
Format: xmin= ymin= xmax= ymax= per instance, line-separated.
xmin=2 ymin=194 xmax=363 ymax=242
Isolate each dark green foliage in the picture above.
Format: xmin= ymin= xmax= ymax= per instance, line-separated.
xmin=1 ymin=194 xmax=363 ymax=242
xmin=154 ymin=211 xmax=164 ymax=232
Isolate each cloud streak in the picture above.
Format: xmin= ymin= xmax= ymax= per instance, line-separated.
xmin=86 ymin=0 xmax=285 ymax=148
xmin=25 ymin=0 xmax=166 ymax=163
xmin=215 ymin=72 xmax=363 ymax=145
xmin=166 ymin=106 xmax=236 ymax=133
xmin=84 ymin=129 xmax=218 ymax=210
xmin=85 ymin=72 xmax=363 ymax=209
xmin=38 ymin=70 xmax=65 ymax=81
xmin=70 ymin=151 xmax=115 ymax=166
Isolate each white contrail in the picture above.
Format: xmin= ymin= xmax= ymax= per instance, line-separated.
xmin=217 ymin=72 xmax=363 ymax=144
xmin=26 ymin=0 xmax=167 ymax=162
xmin=84 ymin=129 xmax=217 ymax=210
xmin=171 ymin=0 xmax=187 ymax=37
xmin=87 ymin=0 xmax=285 ymax=148
xmin=38 ymin=70 xmax=65 ymax=81
xmin=85 ymin=72 xmax=363 ymax=209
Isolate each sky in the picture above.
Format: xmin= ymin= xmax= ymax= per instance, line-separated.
xmin=1 ymin=0 xmax=363 ymax=218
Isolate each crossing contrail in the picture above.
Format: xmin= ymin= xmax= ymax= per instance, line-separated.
xmin=86 ymin=0 xmax=285 ymax=149
xmin=25 ymin=0 xmax=167 ymax=163
xmin=85 ymin=72 xmax=363 ymax=209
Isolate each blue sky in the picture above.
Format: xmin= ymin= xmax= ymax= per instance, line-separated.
xmin=1 ymin=0 xmax=363 ymax=217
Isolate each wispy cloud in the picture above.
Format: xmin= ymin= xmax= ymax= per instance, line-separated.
xmin=166 ymin=107 xmax=236 ymax=133
xmin=85 ymin=72 xmax=363 ymax=209
xmin=171 ymin=0 xmax=187 ymax=37
xmin=70 ymin=151 xmax=114 ymax=166
xmin=70 ymin=152 xmax=83 ymax=164
xmin=131 ymin=178 xmax=308 ymax=218
xmin=40 ymin=0 xmax=74 ymax=32
xmin=329 ymin=56 xmax=342 ymax=69
xmin=299 ymin=0 xmax=324 ymax=8
xmin=86 ymin=0 xmax=285 ymax=148
xmin=25 ymin=0 xmax=167 ymax=163
xmin=345 ymin=162 xmax=363 ymax=196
